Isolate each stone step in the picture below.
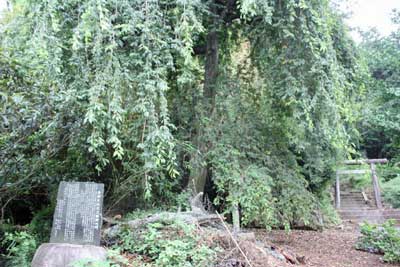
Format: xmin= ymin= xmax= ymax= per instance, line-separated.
xmin=341 ymin=194 xmax=366 ymax=197
xmin=338 ymin=208 xmax=378 ymax=212
xmin=340 ymin=191 xmax=362 ymax=196
xmin=340 ymin=202 xmax=374 ymax=205
xmin=341 ymin=216 xmax=400 ymax=223
xmin=383 ymin=211 xmax=400 ymax=217
xmin=340 ymin=213 xmax=400 ymax=222
xmin=339 ymin=210 xmax=400 ymax=215
xmin=341 ymin=198 xmax=368 ymax=202
xmin=339 ymin=216 xmax=391 ymax=220
xmin=340 ymin=201 xmax=370 ymax=205
xmin=339 ymin=205 xmax=375 ymax=209
xmin=341 ymin=196 xmax=367 ymax=199
xmin=339 ymin=211 xmax=382 ymax=216
xmin=341 ymin=199 xmax=368 ymax=202
xmin=340 ymin=214 xmax=392 ymax=219
xmin=341 ymin=200 xmax=370 ymax=203
xmin=340 ymin=204 xmax=370 ymax=206
xmin=336 ymin=185 xmax=399 ymax=224
xmin=340 ymin=206 xmax=376 ymax=211
xmin=340 ymin=204 xmax=376 ymax=207
xmin=341 ymin=199 xmax=368 ymax=201
xmin=340 ymin=204 xmax=376 ymax=209
xmin=341 ymin=218 xmax=387 ymax=224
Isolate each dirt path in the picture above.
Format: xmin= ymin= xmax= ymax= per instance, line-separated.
xmin=255 ymin=224 xmax=400 ymax=267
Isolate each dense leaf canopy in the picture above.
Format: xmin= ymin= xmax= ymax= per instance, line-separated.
xmin=359 ymin=13 xmax=400 ymax=160
xmin=0 ymin=0 xmax=367 ymax=228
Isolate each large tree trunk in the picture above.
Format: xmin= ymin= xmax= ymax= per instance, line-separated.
xmin=188 ymin=3 xmax=219 ymax=194
xmin=203 ymin=28 xmax=219 ymax=111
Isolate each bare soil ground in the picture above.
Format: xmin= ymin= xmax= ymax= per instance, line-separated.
xmin=255 ymin=223 xmax=400 ymax=267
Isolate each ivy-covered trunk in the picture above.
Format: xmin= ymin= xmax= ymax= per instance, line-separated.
xmin=189 ymin=1 xmax=220 ymax=194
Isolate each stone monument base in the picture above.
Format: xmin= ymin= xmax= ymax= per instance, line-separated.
xmin=31 ymin=243 xmax=107 ymax=267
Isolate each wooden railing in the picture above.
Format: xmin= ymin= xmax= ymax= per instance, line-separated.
xmin=335 ymin=158 xmax=388 ymax=210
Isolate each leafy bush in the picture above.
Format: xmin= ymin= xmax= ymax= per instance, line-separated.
xmin=0 ymin=0 xmax=367 ymax=232
xmin=0 ymin=206 xmax=52 ymax=267
xmin=117 ymin=219 xmax=218 ymax=267
xmin=347 ymin=172 xmax=371 ymax=190
xmin=28 ymin=206 xmax=53 ymax=244
xmin=382 ymin=176 xmax=400 ymax=209
xmin=124 ymin=209 xmax=165 ymax=221
xmin=1 ymin=231 xmax=37 ymax=267
xmin=72 ymin=249 xmax=129 ymax=267
xmin=317 ymin=193 xmax=341 ymax=226
xmin=356 ymin=220 xmax=400 ymax=263
xmin=0 ymin=207 xmax=53 ymax=266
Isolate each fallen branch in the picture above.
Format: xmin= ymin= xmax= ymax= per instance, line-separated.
xmin=216 ymin=211 xmax=254 ymax=267
xmin=104 ymin=211 xmax=220 ymax=238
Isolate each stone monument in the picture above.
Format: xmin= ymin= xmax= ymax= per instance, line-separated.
xmin=31 ymin=182 xmax=107 ymax=267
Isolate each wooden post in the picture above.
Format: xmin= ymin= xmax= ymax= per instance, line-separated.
xmin=370 ymin=163 xmax=383 ymax=209
xmin=232 ymin=203 xmax=240 ymax=235
xmin=232 ymin=175 xmax=244 ymax=235
xmin=335 ymin=171 xmax=341 ymax=209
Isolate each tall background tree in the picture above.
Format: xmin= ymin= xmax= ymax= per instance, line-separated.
xmin=358 ymin=10 xmax=400 ymax=208
xmin=359 ymin=11 xmax=400 ymax=160
xmin=0 ymin=0 xmax=365 ymax=229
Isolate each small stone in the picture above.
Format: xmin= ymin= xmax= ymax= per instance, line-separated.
xmin=336 ymin=224 xmax=344 ymax=230
xmin=264 ymin=246 xmax=286 ymax=261
xmin=237 ymin=232 xmax=256 ymax=242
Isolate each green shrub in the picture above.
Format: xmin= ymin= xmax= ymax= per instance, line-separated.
xmin=348 ymin=172 xmax=371 ymax=190
xmin=28 ymin=206 xmax=53 ymax=244
xmin=117 ymin=219 xmax=218 ymax=267
xmin=318 ymin=193 xmax=341 ymax=226
xmin=356 ymin=220 xmax=400 ymax=263
xmin=72 ymin=249 xmax=129 ymax=267
xmin=382 ymin=176 xmax=400 ymax=208
xmin=378 ymin=161 xmax=400 ymax=183
xmin=124 ymin=209 xmax=165 ymax=221
xmin=1 ymin=231 xmax=37 ymax=267
xmin=0 ymin=207 xmax=52 ymax=267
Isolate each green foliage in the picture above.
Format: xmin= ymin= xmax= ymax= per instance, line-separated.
xmin=356 ymin=220 xmax=400 ymax=263
xmin=0 ymin=0 xmax=201 ymax=215
xmin=1 ymin=231 xmax=37 ymax=267
xmin=347 ymin=172 xmax=371 ymax=190
xmin=72 ymin=250 xmax=129 ymax=267
xmin=0 ymin=207 xmax=52 ymax=267
xmin=173 ymin=190 xmax=192 ymax=212
xmin=28 ymin=206 xmax=53 ymax=244
xmin=379 ymin=163 xmax=400 ymax=208
xmin=359 ymin=12 xmax=400 ymax=210
xmin=0 ymin=0 xmax=368 ymax=230
xmin=382 ymin=175 xmax=400 ymax=208
xmin=209 ymin=0 xmax=364 ymax=228
xmin=211 ymin=146 xmax=275 ymax=228
xmin=359 ymin=12 xmax=400 ymax=160
xmin=317 ymin=193 xmax=341 ymax=226
xmin=117 ymin=219 xmax=217 ymax=267
xmin=124 ymin=208 xmax=165 ymax=221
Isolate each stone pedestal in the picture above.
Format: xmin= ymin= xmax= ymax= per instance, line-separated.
xmin=31 ymin=243 xmax=107 ymax=267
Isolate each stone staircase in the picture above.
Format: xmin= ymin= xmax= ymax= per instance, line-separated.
xmin=338 ymin=187 xmax=400 ymax=224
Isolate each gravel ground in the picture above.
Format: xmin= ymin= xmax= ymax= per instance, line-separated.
xmin=255 ymin=223 xmax=400 ymax=267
